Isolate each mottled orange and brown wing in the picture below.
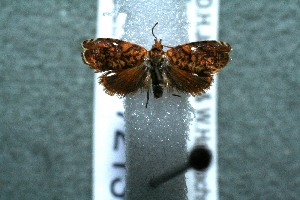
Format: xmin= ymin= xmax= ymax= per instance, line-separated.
xmin=166 ymin=41 xmax=231 ymax=74
xmin=81 ymin=38 xmax=150 ymax=96
xmin=82 ymin=38 xmax=148 ymax=72
xmin=165 ymin=41 xmax=231 ymax=95
xmin=164 ymin=64 xmax=213 ymax=96
xmin=100 ymin=66 xmax=150 ymax=97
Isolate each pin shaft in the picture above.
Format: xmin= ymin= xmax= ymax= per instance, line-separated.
xmin=149 ymin=163 xmax=189 ymax=188
xmin=149 ymin=145 xmax=212 ymax=188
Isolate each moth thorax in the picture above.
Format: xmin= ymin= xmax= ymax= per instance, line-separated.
xmin=150 ymin=55 xmax=164 ymax=67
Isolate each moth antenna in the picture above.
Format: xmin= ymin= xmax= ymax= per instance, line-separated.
xmin=163 ymin=44 xmax=173 ymax=48
xmin=152 ymin=22 xmax=158 ymax=40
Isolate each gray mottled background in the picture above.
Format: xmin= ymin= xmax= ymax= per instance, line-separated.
xmin=0 ymin=1 xmax=299 ymax=200
xmin=0 ymin=1 xmax=95 ymax=199
xmin=219 ymin=1 xmax=300 ymax=199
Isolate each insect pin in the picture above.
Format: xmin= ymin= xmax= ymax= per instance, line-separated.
xmin=81 ymin=23 xmax=231 ymax=108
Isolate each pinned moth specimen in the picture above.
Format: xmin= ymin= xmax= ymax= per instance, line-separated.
xmin=82 ymin=23 xmax=231 ymax=107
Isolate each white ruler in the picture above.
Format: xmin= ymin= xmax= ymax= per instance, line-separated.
xmin=186 ymin=0 xmax=219 ymax=199
xmin=93 ymin=1 xmax=126 ymax=199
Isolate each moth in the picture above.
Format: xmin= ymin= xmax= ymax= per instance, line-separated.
xmin=81 ymin=23 xmax=231 ymax=107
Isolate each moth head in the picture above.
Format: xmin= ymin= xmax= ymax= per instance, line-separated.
xmin=152 ymin=39 xmax=163 ymax=51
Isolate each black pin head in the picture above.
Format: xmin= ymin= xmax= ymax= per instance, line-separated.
xmin=189 ymin=145 xmax=212 ymax=171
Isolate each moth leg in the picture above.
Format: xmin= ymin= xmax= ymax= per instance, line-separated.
xmin=172 ymin=94 xmax=181 ymax=97
xmin=144 ymin=70 xmax=152 ymax=108
xmin=146 ymin=89 xmax=150 ymax=108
